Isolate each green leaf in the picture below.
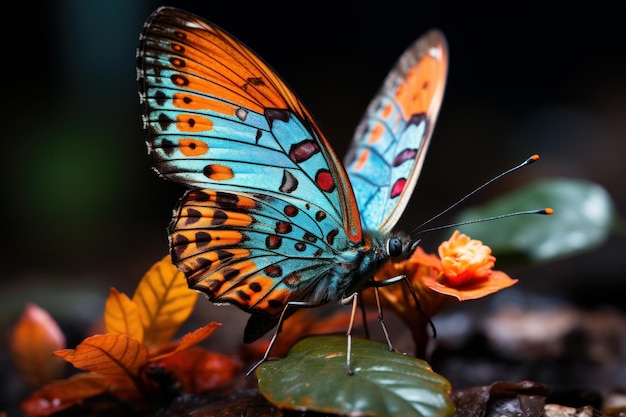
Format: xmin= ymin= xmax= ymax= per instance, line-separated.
xmin=454 ymin=178 xmax=619 ymax=263
xmin=256 ymin=335 xmax=454 ymax=417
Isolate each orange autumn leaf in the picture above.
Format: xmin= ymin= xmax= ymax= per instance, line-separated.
xmin=18 ymin=257 xmax=227 ymax=417
xmin=132 ymin=255 xmax=198 ymax=347
xmin=153 ymin=347 xmax=241 ymax=394
xmin=10 ymin=303 xmax=66 ymax=388
xmin=104 ymin=288 xmax=144 ymax=342
xmin=54 ymin=333 xmax=148 ymax=377
xmin=151 ymin=322 xmax=222 ymax=361
xmin=21 ymin=373 xmax=144 ymax=417
xmin=174 ymin=322 xmax=221 ymax=351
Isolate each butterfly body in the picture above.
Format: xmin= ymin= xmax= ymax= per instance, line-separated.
xmin=138 ymin=7 xmax=447 ymax=342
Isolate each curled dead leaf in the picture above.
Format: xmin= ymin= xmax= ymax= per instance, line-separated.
xmin=10 ymin=303 xmax=67 ymax=388
xmin=21 ymin=373 xmax=145 ymax=417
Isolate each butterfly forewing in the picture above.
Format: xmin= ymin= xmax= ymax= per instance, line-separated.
xmin=138 ymin=7 xmax=362 ymax=242
xmin=345 ymin=30 xmax=448 ymax=234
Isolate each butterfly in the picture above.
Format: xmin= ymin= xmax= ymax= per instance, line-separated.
xmin=137 ymin=7 xmax=447 ymax=350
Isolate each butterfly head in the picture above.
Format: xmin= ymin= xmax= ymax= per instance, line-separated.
xmin=385 ymin=234 xmax=419 ymax=261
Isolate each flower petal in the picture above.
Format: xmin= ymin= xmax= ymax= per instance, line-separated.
xmin=423 ymin=270 xmax=518 ymax=301
xmin=408 ymin=247 xmax=443 ymax=270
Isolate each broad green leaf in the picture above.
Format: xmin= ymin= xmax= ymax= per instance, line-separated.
xmin=257 ymin=335 xmax=454 ymax=417
xmin=454 ymin=178 xmax=618 ymax=262
xmin=132 ymin=255 xmax=198 ymax=347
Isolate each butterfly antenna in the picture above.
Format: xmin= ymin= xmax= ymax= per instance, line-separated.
xmin=410 ymin=154 xmax=541 ymax=239
xmin=414 ymin=207 xmax=553 ymax=236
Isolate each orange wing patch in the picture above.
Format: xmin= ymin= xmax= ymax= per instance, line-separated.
xmin=176 ymin=24 xmax=294 ymax=114
xmin=172 ymin=69 xmax=268 ymax=115
xmin=219 ymin=275 xmax=292 ymax=317
xmin=211 ymin=259 xmax=258 ymax=286
xmin=254 ymin=286 xmax=291 ymax=316
xmin=176 ymin=114 xmax=213 ymax=132
xmin=249 ymin=282 xmax=291 ymax=315
xmin=394 ymin=52 xmax=442 ymax=120
xmin=368 ymin=122 xmax=385 ymax=144
xmin=179 ymin=206 xmax=254 ymax=228
xmin=354 ymin=148 xmax=370 ymax=171
xmin=174 ymin=247 xmax=251 ymax=283
xmin=186 ymin=190 xmax=258 ymax=210
xmin=222 ymin=274 xmax=270 ymax=306
xmin=178 ymin=138 xmax=209 ymax=157
xmin=173 ymin=230 xmax=245 ymax=250
xmin=204 ymin=164 xmax=234 ymax=181
xmin=381 ymin=103 xmax=393 ymax=119
xmin=172 ymin=92 xmax=237 ymax=116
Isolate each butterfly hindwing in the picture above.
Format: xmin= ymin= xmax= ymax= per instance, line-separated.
xmin=169 ymin=189 xmax=353 ymax=318
xmin=345 ymin=31 xmax=448 ymax=234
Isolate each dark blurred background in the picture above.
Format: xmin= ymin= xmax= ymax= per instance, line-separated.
xmin=1 ymin=0 xmax=625 ymax=407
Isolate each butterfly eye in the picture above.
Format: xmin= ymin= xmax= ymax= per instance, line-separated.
xmin=386 ymin=237 xmax=404 ymax=258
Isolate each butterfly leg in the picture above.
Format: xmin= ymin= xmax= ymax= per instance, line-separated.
xmin=339 ymin=275 xmax=410 ymax=375
xmin=373 ymin=286 xmax=394 ymax=351
xmin=340 ymin=292 xmax=360 ymax=375
xmin=245 ymin=300 xmax=319 ymax=378
xmin=360 ymin=294 xmax=370 ymax=339
xmin=400 ymin=275 xmax=437 ymax=339
xmin=368 ymin=274 xmax=437 ymax=338
xmin=364 ymin=275 xmax=407 ymax=351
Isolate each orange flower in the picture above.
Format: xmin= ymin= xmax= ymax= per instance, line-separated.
xmin=439 ymin=230 xmax=494 ymax=285
xmin=422 ymin=230 xmax=518 ymax=301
